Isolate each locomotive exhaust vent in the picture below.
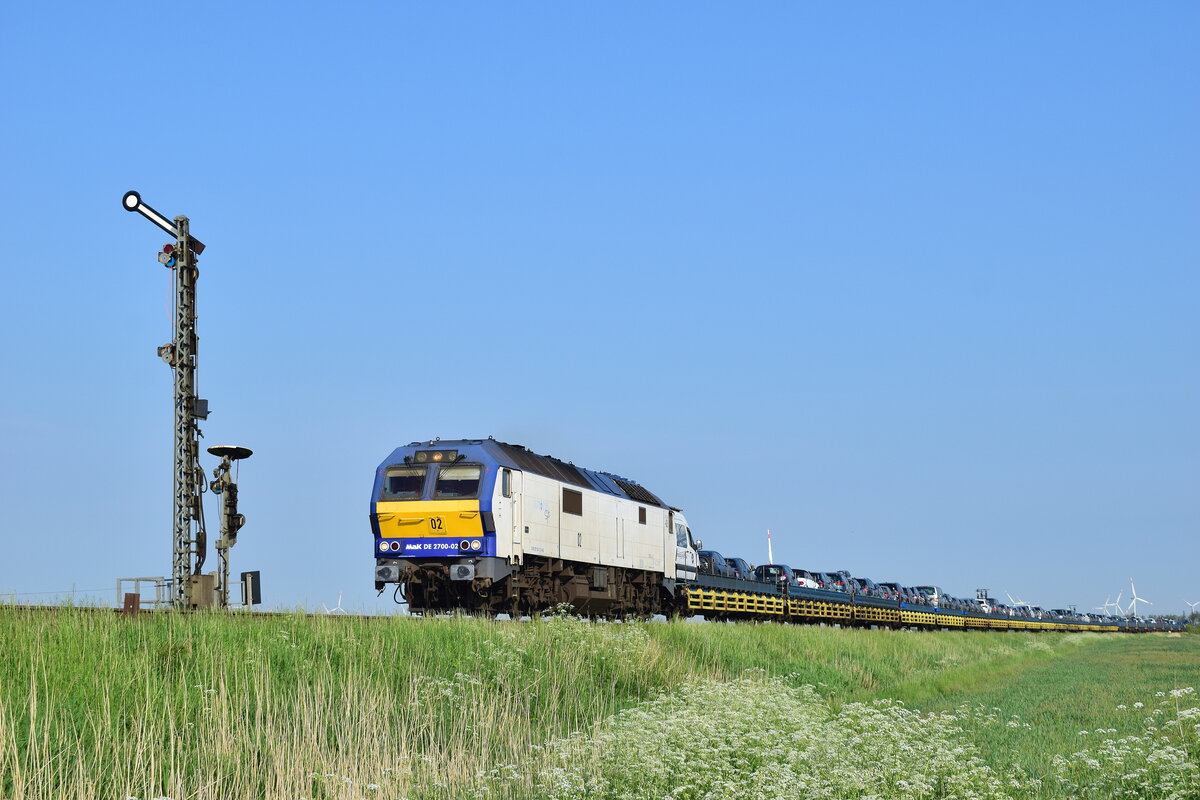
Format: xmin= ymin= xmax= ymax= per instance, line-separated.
xmin=451 ymin=564 xmax=475 ymax=581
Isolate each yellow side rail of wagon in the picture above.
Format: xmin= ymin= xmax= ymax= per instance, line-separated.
xmin=788 ymin=598 xmax=853 ymax=620
xmin=686 ymin=587 xmax=785 ymax=616
xmin=900 ymin=609 xmax=937 ymax=627
xmin=853 ymin=605 xmax=900 ymax=625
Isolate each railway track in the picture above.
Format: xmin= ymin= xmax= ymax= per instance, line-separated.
xmin=0 ymin=600 xmax=1180 ymax=633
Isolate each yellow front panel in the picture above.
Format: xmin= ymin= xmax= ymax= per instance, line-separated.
xmin=375 ymin=500 xmax=483 ymax=538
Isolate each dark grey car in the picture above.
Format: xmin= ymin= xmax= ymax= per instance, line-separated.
xmin=697 ymin=550 xmax=735 ymax=578
xmin=725 ymin=557 xmax=754 ymax=580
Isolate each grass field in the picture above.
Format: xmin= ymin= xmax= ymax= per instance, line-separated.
xmin=0 ymin=609 xmax=1196 ymax=799
xmin=912 ymin=634 xmax=1200 ymax=777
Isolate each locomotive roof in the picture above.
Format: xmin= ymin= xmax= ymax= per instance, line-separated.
xmin=402 ymin=438 xmax=666 ymax=507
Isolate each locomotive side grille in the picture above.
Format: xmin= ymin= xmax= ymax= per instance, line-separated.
xmin=496 ymin=442 xmax=594 ymax=489
xmin=611 ymin=477 xmax=661 ymax=506
xmin=492 ymin=441 xmax=665 ymax=506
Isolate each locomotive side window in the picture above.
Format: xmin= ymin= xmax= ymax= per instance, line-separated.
xmin=434 ymin=465 xmax=482 ymax=499
xmin=675 ymin=522 xmax=687 ymax=547
xmin=381 ymin=466 xmax=427 ymax=500
xmin=639 ymin=507 xmax=647 ymax=524
xmin=501 ymin=469 xmax=512 ymax=498
xmin=563 ymin=488 xmax=582 ymax=516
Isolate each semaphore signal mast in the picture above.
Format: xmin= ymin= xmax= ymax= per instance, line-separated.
xmin=120 ymin=191 xmax=257 ymax=609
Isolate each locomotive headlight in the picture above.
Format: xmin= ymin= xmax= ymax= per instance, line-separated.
xmin=470 ymin=539 xmax=481 ymax=551
xmin=415 ymin=449 xmax=458 ymax=464
xmin=379 ymin=541 xmax=389 ymax=553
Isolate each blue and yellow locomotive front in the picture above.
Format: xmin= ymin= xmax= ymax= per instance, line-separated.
xmin=370 ymin=441 xmax=500 ymax=561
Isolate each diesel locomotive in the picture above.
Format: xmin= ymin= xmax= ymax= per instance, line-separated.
xmin=371 ymin=438 xmax=698 ymax=617
xmin=371 ymin=439 xmax=1178 ymax=633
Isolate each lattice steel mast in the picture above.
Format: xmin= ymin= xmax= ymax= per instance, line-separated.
xmin=122 ymin=192 xmax=210 ymax=607
xmin=163 ymin=214 xmax=208 ymax=606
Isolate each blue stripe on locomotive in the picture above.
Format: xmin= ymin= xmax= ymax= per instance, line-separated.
xmin=377 ymin=536 xmax=497 ymax=558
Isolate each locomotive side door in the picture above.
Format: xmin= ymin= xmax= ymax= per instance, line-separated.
xmin=505 ymin=468 xmax=523 ymax=561
xmin=667 ymin=510 xmax=675 ymax=578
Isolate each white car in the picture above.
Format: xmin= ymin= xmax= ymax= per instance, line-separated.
xmin=792 ymin=568 xmax=823 ymax=590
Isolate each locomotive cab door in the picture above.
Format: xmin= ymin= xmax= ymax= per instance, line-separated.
xmin=672 ymin=511 xmax=699 ymax=581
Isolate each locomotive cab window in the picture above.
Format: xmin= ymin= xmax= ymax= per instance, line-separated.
xmin=381 ymin=466 xmax=427 ymax=500
xmin=638 ymin=507 xmax=647 ymax=524
xmin=434 ymin=465 xmax=482 ymax=499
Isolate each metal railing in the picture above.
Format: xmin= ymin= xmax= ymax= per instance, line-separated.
xmin=116 ymin=577 xmax=173 ymax=608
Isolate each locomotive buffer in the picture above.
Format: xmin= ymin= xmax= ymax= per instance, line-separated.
xmin=120 ymin=191 xmax=257 ymax=609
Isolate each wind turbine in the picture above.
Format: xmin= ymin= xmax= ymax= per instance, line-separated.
xmin=1005 ymin=590 xmax=1031 ymax=608
xmin=1185 ymin=600 xmax=1199 ymax=619
xmin=1126 ymin=578 xmax=1152 ymax=617
xmin=1003 ymin=590 xmax=1034 ymax=618
xmin=321 ymin=591 xmax=348 ymax=615
xmin=1104 ymin=591 xmax=1123 ymax=616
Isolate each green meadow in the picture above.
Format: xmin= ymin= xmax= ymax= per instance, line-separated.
xmin=0 ymin=609 xmax=1196 ymax=799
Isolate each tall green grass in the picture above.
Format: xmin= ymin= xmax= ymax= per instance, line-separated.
xmin=0 ymin=609 xmax=1193 ymax=799
xmin=914 ymin=633 xmax=1200 ymax=779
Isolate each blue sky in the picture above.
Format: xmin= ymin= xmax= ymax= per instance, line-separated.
xmin=1 ymin=3 xmax=1196 ymax=614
